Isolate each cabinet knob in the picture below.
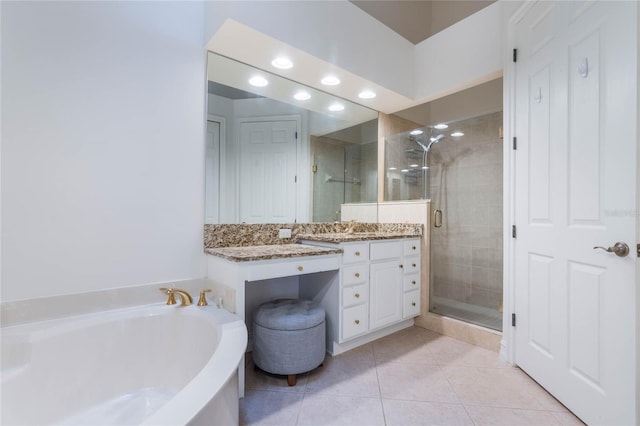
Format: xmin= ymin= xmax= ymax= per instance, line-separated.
xmin=412 ymin=246 xmax=416 ymax=250
xmin=412 ymin=263 xmax=417 ymax=268
xmin=412 ymin=280 xmax=416 ymax=285
xmin=298 ymin=266 xmax=304 ymax=272
xmin=355 ymin=293 xmax=360 ymax=298
xmin=399 ymin=264 xmax=404 ymax=269
xmin=412 ymin=302 xmax=416 ymax=306
xmin=355 ymin=272 xmax=360 ymax=278
xmin=355 ymin=251 xmax=361 ymax=256
xmin=355 ymin=319 xmax=360 ymax=325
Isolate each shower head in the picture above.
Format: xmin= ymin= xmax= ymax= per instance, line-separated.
xmin=430 ymin=134 xmax=445 ymax=143
xmin=425 ymin=133 xmax=446 ymax=152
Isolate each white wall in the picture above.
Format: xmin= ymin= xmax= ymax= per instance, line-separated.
xmin=1 ymin=1 xmax=207 ymax=301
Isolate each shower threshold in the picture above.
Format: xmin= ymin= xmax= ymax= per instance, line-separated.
xmin=430 ymin=296 xmax=502 ymax=332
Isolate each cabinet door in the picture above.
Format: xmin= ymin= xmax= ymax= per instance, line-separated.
xmin=369 ymin=260 xmax=403 ymax=330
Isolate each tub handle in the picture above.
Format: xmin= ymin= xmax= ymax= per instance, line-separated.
xmin=198 ymin=289 xmax=212 ymax=306
xmin=159 ymin=287 xmax=176 ymax=305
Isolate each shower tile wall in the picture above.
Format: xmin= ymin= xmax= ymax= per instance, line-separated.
xmin=429 ymin=111 xmax=503 ymax=326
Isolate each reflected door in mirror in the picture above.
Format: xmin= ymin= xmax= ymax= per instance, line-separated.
xmin=239 ymin=120 xmax=298 ymax=223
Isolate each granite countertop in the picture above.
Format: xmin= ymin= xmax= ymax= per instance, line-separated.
xmin=298 ymin=231 xmax=422 ymax=243
xmin=205 ymin=244 xmax=343 ymax=262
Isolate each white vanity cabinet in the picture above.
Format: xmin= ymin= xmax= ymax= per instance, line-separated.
xmin=303 ymin=237 xmax=421 ymax=354
xmin=402 ymin=239 xmax=421 ymax=318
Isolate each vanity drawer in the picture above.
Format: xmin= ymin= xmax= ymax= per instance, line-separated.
xmin=402 ymin=256 xmax=420 ymax=275
xmin=403 ymin=291 xmax=421 ymax=318
xmin=342 ymin=243 xmax=369 ymax=264
xmin=342 ymin=304 xmax=369 ymax=340
xmin=403 ymin=239 xmax=421 ymax=256
xmin=403 ymin=274 xmax=420 ymax=292
xmin=342 ymin=264 xmax=368 ymax=286
xmin=342 ymin=283 xmax=368 ymax=308
xmin=245 ymin=255 xmax=340 ymax=281
xmin=370 ymin=240 xmax=403 ymax=260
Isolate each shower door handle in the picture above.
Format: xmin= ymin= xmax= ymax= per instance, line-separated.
xmin=433 ymin=209 xmax=443 ymax=228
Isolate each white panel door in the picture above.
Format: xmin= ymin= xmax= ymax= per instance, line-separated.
xmin=205 ymin=120 xmax=220 ymax=224
xmin=513 ymin=1 xmax=637 ymax=425
xmin=239 ymin=120 xmax=297 ymax=223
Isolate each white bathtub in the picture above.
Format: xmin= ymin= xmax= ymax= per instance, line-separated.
xmin=1 ymin=303 xmax=247 ymax=426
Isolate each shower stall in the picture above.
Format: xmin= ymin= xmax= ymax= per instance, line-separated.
xmin=311 ymin=119 xmax=378 ymax=222
xmin=385 ymin=111 xmax=504 ymax=331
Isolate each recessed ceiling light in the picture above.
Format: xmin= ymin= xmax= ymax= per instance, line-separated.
xmin=451 ymin=131 xmax=464 ymax=137
xmin=410 ymin=129 xmax=424 ymax=136
xmin=271 ymin=56 xmax=293 ymax=70
xmin=401 ymin=169 xmax=409 ymax=173
xmin=294 ymin=91 xmax=311 ymax=101
xmin=410 ymin=164 xmax=419 ymax=168
xmin=434 ymin=123 xmax=449 ymax=130
xmin=422 ymin=166 xmax=428 ymax=170
xmin=321 ymin=75 xmax=340 ymax=86
xmin=328 ymin=103 xmax=344 ymax=112
xmin=248 ymin=76 xmax=268 ymax=87
xmin=358 ymin=90 xmax=376 ymax=99
xmin=388 ymin=167 xmax=397 ymax=170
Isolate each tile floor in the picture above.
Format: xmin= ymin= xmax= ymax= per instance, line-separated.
xmin=240 ymin=326 xmax=584 ymax=426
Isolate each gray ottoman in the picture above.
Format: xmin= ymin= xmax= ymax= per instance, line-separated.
xmin=253 ymin=299 xmax=326 ymax=386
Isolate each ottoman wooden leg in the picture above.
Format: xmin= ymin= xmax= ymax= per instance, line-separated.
xmin=287 ymin=374 xmax=297 ymax=386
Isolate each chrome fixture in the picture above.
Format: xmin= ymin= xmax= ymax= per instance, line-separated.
xmin=159 ymin=288 xmax=193 ymax=306
xmin=197 ymin=289 xmax=212 ymax=306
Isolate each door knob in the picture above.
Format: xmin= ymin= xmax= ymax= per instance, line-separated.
xmin=593 ymin=242 xmax=629 ymax=257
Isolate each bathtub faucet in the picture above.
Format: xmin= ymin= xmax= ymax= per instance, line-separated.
xmin=159 ymin=288 xmax=193 ymax=306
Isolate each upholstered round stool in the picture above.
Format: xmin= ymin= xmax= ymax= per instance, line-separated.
xmin=253 ymin=299 xmax=326 ymax=386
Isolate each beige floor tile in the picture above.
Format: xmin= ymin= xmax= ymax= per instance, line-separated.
xmin=240 ymin=390 xmax=303 ymax=426
xmin=373 ymin=327 xmax=438 ymax=365
xmin=377 ymin=361 xmax=459 ymax=403
xmin=297 ymin=394 xmax=385 ymax=426
xmin=551 ymin=411 xmax=586 ymax=425
xmin=246 ymin=359 xmax=309 ymax=393
xmin=443 ymin=366 xmax=568 ymax=412
xmin=382 ymin=399 xmax=473 ymax=426
xmin=425 ymin=335 xmax=509 ymax=368
xmin=305 ymin=352 xmax=381 ymax=398
xmin=464 ymin=405 xmax=567 ymax=425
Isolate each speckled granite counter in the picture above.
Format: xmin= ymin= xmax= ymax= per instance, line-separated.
xmin=298 ymin=231 xmax=421 ymax=243
xmin=204 ymin=223 xmax=423 ymax=248
xmin=204 ymin=244 xmax=343 ymax=262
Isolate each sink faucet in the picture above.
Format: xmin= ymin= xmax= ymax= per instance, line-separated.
xmin=159 ymin=288 xmax=193 ymax=306
xmin=345 ymin=220 xmax=356 ymax=234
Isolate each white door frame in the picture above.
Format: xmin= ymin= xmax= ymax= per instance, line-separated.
xmin=501 ymin=1 xmax=531 ymax=365
xmin=235 ymin=114 xmax=306 ymax=223
xmin=206 ymin=114 xmax=226 ymax=224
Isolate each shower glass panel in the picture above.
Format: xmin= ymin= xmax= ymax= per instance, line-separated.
xmin=428 ymin=111 xmax=503 ymax=331
xmin=311 ymin=119 xmax=378 ymax=222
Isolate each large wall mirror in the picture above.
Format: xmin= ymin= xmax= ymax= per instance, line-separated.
xmin=206 ymin=52 xmax=379 ymax=224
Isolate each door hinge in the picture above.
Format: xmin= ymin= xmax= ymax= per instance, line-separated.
xmin=512 ymin=225 xmax=517 ymax=238
xmin=295 ymin=131 xmax=298 ymax=139
xmin=294 ymin=175 xmax=297 ymax=183
xmin=513 ymin=48 xmax=518 ymax=63
xmin=512 ymin=137 xmax=517 ymax=150
xmin=512 ymin=313 xmax=516 ymax=327
xmin=637 ymin=243 xmax=640 ymax=258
